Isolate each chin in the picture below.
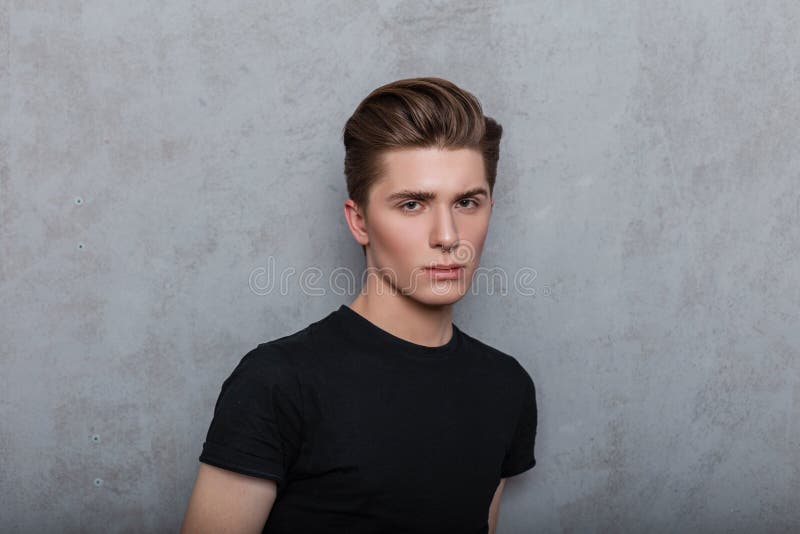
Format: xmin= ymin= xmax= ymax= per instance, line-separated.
xmin=407 ymin=285 xmax=469 ymax=307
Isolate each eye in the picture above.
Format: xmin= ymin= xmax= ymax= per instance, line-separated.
xmin=457 ymin=198 xmax=480 ymax=208
xmin=400 ymin=200 xmax=421 ymax=212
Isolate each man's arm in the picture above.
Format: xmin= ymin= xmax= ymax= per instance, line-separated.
xmin=180 ymin=463 xmax=278 ymax=534
xmin=488 ymin=478 xmax=506 ymax=534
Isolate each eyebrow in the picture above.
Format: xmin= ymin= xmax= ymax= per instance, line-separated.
xmin=385 ymin=186 xmax=489 ymax=203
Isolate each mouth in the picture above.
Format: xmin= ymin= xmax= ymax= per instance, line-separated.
xmin=423 ymin=264 xmax=465 ymax=279
xmin=424 ymin=263 xmax=465 ymax=270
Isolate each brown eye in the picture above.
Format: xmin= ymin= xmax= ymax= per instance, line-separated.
xmin=458 ymin=198 xmax=479 ymax=208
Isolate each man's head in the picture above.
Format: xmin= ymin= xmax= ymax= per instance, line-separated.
xmin=342 ymin=77 xmax=502 ymax=306
xmin=342 ymin=77 xmax=502 ymax=237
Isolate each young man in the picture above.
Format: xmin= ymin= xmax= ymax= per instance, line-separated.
xmin=181 ymin=77 xmax=538 ymax=534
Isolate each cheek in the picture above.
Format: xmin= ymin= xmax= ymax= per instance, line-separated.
xmin=372 ymin=217 xmax=421 ymax=257
xmin=459 ymin=217 xmax=491 ymax=258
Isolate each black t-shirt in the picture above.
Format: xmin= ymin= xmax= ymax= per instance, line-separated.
xmin=199 ymin=304 xmax=537 ymax=534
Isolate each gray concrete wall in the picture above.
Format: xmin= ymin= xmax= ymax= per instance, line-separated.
xmin=1 ymin=1 xmax=798 ymax=532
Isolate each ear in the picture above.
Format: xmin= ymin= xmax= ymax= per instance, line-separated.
xmin=343 ymin=199 xmax=369 ymax=247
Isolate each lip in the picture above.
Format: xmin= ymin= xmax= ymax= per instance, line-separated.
xmin=425 ymin=264 xmax=465 ymax=270
xmin=424 ymin=265 xmax=465 ymax=280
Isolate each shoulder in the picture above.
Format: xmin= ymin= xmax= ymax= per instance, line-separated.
xmin=457 ymin=328 xmax=537 ymax=413
xmin=233 ymin=310 xmax=333 ymax=377
xmin=458 ymin=328 xmax=535 ymax=385
xmin=216 ymin=343 xmax=297 ymax=402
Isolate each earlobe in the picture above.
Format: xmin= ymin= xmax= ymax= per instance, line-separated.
xmin=343 ymin=200 xmax=370 ymax=246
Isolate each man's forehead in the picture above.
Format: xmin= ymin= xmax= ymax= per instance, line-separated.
xmin=374 ymin=147 xmax=487 ymax=192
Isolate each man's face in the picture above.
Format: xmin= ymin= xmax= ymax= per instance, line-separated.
xmin=359 ymin=146 xmax=494 ymax=307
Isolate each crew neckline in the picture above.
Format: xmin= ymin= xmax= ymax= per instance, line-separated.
xmin=335 ymin=304 xmax=461 ymax=359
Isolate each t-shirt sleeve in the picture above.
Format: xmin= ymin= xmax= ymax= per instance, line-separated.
xmin=500 ymin=364 xmax=538 ymax=478
xmin=198 ymin=343 xmax=303 ymax=489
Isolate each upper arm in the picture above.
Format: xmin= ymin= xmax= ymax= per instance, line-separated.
xmin=199 ymin=345 xmax=303 ymax=487
xmin=488 ymin=477 xmax=506 ymax=534
xmin=501 ymin=363 xmax=537 ymax=478
xmin=180 ymin=463 xmax=278 ymax=534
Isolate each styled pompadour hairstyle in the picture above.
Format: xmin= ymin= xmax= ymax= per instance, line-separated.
xmin=342 ymin=77 xmax=502 ymax=254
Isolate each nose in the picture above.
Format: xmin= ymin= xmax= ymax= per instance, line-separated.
xmin=429 ymin=203 xmax=459 ymax=252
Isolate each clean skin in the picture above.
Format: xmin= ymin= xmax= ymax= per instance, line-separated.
xmin=343 ymin=146 xmax=495 ymax=348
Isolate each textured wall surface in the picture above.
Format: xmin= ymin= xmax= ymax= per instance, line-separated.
xmin=1 ymin=1 xmax=799 ymax=532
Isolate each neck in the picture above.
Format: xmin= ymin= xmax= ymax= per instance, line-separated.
xmin=348 ymin=281 xmax=454 ymax=348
